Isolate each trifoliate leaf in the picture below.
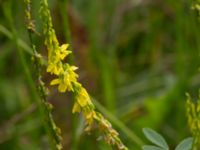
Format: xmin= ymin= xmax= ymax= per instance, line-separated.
xmin=175 ymin=137 xmax=193 ymax=150
xmin=143 ymin=128 xmax=169 ymax=150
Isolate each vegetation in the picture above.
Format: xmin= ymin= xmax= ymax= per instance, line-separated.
xmin=0 ymin=0 xmax=200 ymax=149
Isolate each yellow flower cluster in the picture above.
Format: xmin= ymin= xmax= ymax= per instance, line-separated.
xmin=50 ymin=64 xmax=78 ymax=92
xmin=72 ymin=84 xmax=127 ymax=149
xmin=73 ymin=82 xmax=128 ymax=150
xmin=47 ymin=44 xmax=71 ymax=75
xmin=45 ymin=39 xmax=78 ymax=93
xmin=186 ymin=93 xmax=200 ymax=148
xmin=40 ymin=0 xmax=128 ymax=149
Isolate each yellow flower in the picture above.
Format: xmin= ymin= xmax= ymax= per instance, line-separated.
xmin=50 ymin=65 xmax=78 ymax=92
xmin=50 ymin=78 xmax=67 ymax=92
xmin=85 ymin=111 xmax=97 ymax=124
xmin=76 ymin=86 xmax=92 ymax=107
xmin=72 ymin=102 xmax=81 ymax=113
xmin=65 ymin=65 xmax=78 ymax=82
xmin=47 ymin=62 xmax=63 ymax=75
xmin=55 ymin=44 xmax=72 ymax=61
xmin=83 ymin=111 xmax=97 ymax=131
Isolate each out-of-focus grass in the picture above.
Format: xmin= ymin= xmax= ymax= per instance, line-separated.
xmin=0 ymin=0 xmax=200 ymax=149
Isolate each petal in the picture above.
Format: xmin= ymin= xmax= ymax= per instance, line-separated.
xmin=61 ymin=51 xmax=72 ymax=59
xmin=77 ymin=88 xmax=90 ymax=107
xmin=47 ymin=64 xmax=53 ymax=73
xmin=60 ymin=44 xmax=69 ymax=51
xmin=77 ymin=96 xmax=86 ymax=107
xmin=47 ymin=62 xmax=61 ymax=75
xmin=59 ymin=53 xmax=66 ymax=60
xmin=72 ymin=102 xmax=81 ymax=113
xmin=63 ymin=50 xmax=72 ymax=55
xmin=58 ymin=83 xmax=67 ymax=92
xmin=71 ymin=66 xmax=78 ymax=71
xmin=53 ymin=67 xmax=60 ymax=75
xmin=63 ymin=75 xmax=70 ymax=83
xmin=50 ymin=79 xmax=60 ymax=85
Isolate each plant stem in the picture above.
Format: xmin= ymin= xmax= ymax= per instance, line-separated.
xmin=24 ymin=0 xmax=63 ymax=149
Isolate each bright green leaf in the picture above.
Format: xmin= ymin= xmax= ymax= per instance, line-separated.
xmin=175 ymin=137 xmax=193 ymax=150
xmin=143 ymin=128 xmax=169 ymax=150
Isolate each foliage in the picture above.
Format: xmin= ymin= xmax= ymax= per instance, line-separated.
xmin=142 ymin=128 xmax=193 ymax=150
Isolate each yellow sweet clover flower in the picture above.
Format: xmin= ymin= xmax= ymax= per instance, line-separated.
xmin=72 ymin=82 xmax=95 ymax=120
xmin=72 ymin=87 xmax=128 ymax=150
xmin=40 ymin=0 xmax=129 ymax=149
xmin=72 ymin=102 xmax=81 ymax=113
xmin=85 ymin=111 xmax=98 ymax=125
xmin=75 ymin=83 xmax=93 ymax=107
xmin=82 ymin=110 xmax=98 ymax=131
xmin=47 ymin=61 xmax=63 ymax=75
xmin=47 ymin=44 xmax=71 ymax=75
xmin=55 ymin=44 xmax=71 ymax=61
xmin=50 ymin=64 xmax=78 ymax=92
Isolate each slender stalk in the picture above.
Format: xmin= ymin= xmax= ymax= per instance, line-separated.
xmin=24 ymin=0 xmax=63 ymax=149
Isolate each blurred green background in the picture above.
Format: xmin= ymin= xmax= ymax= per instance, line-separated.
xmin=0 ymin=0 xmax=200 ymax=149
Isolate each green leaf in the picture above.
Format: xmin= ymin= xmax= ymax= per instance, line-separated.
xmin=142 ymin=145 xmax=166 ymax=150
xmin=175 ymin=137 xmax=193 ymax=150
xmin=143 ymin=128 xmax=169 ymax=150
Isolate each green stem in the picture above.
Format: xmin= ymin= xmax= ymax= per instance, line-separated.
xmin=24 ymin=0 xmax=63 ymax=149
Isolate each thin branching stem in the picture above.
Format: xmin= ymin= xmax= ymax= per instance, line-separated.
xmin=24 ymin=0 xmax=63 ymax=149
